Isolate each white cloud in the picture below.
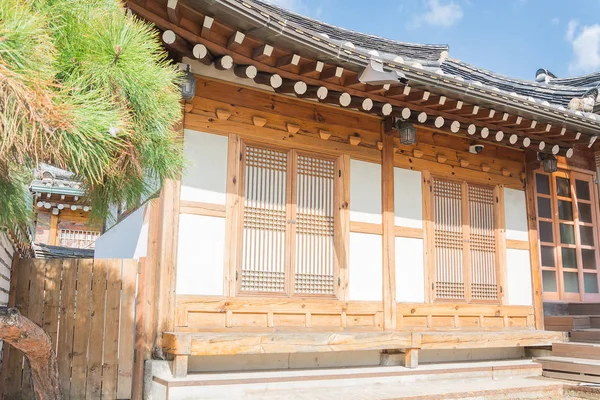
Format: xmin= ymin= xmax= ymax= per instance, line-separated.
xmin=551 ymin=17 xmax=559 ymax=25
xmin=568 ymin=24 xmax=600 ymax=74
xmin=410 ymin=0 xmax=464 ymax=29
xmin=566 ymin=19 xmax=579 ymax=41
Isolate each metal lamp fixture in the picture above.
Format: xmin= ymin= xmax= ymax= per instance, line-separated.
xmin=181 ymin=65 xmax=196 ymax=101
xmin=397 ymin=120 xmax=417 ymax=145
xmin=540 ymin=153 xmax=558 ymax=173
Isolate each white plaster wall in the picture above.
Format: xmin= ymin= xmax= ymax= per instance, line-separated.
xmin=94 ymin=205 xmax=148 ymax=260
xmin=504 ymin=188 xmax=529 ymax=242
xmin=506 ymin=248 xmax=533 ymax=306
xmin=350 ymin=160 xmax=382 ymax=224
xmin=394 ymin=168 xmax=422 ymax=229
xmin=348 ymin=232 xmax=382 ymax=301
xmin=0 ymin=232 xmax=15 ymax=306
xmin=395 ymin=237 xmax=425 ymax=303
xmin=180 ymin=130 xmax=228 ymax=205
xmin=176 ymin=214 xmax=225 ymax=296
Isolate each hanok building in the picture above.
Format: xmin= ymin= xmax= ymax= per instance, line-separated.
xmin=98 ymin=0 xmax=600 ymax=393
xmin=30 ymin=164 xmax=99 ymax=258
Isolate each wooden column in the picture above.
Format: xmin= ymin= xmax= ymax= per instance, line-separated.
xmin=152 ymin=181 xmax=181 ymax=355
xmin=335 ymin=154 xmax=350 ymax=300
xmin=224 ymin=134 xmax=243 ymax=296
xmin=524 ymin=155 xmax=544 ymax=330
xmin=49 ymin=213 xmax=59 ymax=245
xmin=148 ymin=116 xmax=184 ymax=357
xmin=381 ymin=131 xmax=396 ymax=330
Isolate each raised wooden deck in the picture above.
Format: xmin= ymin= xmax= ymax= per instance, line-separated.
xmin=163 ymin=329 xmax=566 ymax=377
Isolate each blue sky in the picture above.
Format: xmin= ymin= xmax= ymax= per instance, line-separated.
xmin=266 ymin=0 xmax=600 ymax=81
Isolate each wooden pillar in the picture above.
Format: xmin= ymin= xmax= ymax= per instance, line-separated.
xmin=151 ymin=178 xmax=181 ymax=356
xmin=48 ymin=213 xmax=59 ymax=245
xmin=524 ymin=154 xmax=544 ymax=330
xmin=381 ymin=131 xmax=396 ymax=330
xmin=224 ymin=134 xmax=242 ymax=296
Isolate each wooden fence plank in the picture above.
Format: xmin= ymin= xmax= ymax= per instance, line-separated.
xmin=117 ymin=260 xmax=137 ymax=399
xmin=102 ymin=260 xmax=122 ymax=399
xmin=43 ymin=259 xmax=62 ymax=350
xmin=0 ymin=257 xmax=28 ymax=397
xmin=21 ymin=258 xmax=47 ymax=398
xmin=58 ymin=259 xmax=78 ymax=398
xmin=86 ymin=259 xmax=107 ymax=399
xmin=70 ymin=259 xmax=93 ymax=400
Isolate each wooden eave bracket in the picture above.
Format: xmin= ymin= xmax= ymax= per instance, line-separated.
xmin=436 ymin=154 xmax=447 ymax=164
xmin=184 ymin=102 xmax=194 ymax=113
xmin=413 ymin=149 xmax=424 ymax=158
xmin=459 ymin=159 xmax=469 ymax=168
xmin=319 ymin=129 xmax=331 ymax=140
xmin=481 ymin=164 xmax=491 ymax=172
xmin=349 ymin=134 xmax=361 ymax=146
xmin=252 ymin=116 xmax=267 ymax=127
xmin=216 ymin=109 xmax=231 ymax=120
xmin=286 ymin=123 xmax=300 ymax=134
xmin=377 ymin=141 xmax=383 ymax=151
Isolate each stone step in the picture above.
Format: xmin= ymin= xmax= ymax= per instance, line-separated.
xmin=552 ymin=342 xmax=600 ymax=360
xmin=571 ymin=329 xmax=600 ymax=343
xmin=544 ymin=315 xmax=591 ymax=331
xmin=538 ymin=355 xmax=600 ymax=384
xmin=568 ymin=303 xmax=600 ymax=316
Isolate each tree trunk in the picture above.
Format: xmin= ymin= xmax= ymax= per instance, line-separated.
xmin=0 ymin=307 xmax=61 ymax=400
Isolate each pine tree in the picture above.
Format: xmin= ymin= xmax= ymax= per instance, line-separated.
xmin=0 ymin=0 xmax=184 ymax=229
xmin=0 ymin=1 xmax=184 ymax=397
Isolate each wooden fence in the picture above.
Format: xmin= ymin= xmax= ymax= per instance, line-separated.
xmin=0 ymin=258 xmax=139 ymax=399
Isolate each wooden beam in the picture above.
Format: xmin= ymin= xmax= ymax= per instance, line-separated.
xmin=214 ymin=55 xmax=234 ymax=70
xmin=405 ymin=90 xmax=430 ymax=103
xmin=299 ymin=60 xmax=324 ymax=78
xmin=382 ymin=132 xmax=396 ymax=330
xmin=253 ymin=72 xmax=283 ymax=89
xmin=227 ymin=31 xmax=245 ymax=50
xmin=166 ymin=0 xmax=180 ymax=24
xmin=350 ymin=97 xmax=374 ymax=112
xmin=162 ymin=30 xmax=192 ymax=58
xmin=296 ymin=85 xmax=328 ymax=100
xmin=201 ymin=16 xmax=213 ymax=39
xmin=320 ymin=91 xmax=352 ymax=107
xmin=234 ymin=65 xmax=258 ymax=79
xmin=275 ymin=80 xmax=308 ymax=96
xmin=277 ymin=54 xmax=301 ymax=71
xmin=192 ymin=44 xmax=213 ymax=65
xmin=320 ymin=66 xmax=344 ymax=84
xmin=385 ymin=85 xmax=410 ymax=98
xmin=252 ymin=44 xmax=274 ymax=62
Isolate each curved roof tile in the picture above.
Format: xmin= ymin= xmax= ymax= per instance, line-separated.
xmin=255 ymin=0 xmax=448 ymax=62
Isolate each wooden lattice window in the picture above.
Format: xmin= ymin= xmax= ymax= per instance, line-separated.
xmin=238 ymin=143 xmax=340 ymax=297
xmin=431 ymin=177 xmax=500 ymax=302
xmin=535 ymin=170 xmax=600 ymax=302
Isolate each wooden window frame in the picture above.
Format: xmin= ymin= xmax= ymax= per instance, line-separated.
xmin=535 ymin=169 xmax=600 ymax=302
xmin=425 ymin=174 xmax=505 ymax=305
xmin=234 ymin=139 xmax=345 ymax=299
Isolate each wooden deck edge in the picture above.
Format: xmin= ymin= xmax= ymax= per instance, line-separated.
xmin=163 ymin=330 xmax=566 ymax=356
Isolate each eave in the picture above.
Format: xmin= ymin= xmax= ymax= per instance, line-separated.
xmin=127 ymin=0 xmax=600 ymax=156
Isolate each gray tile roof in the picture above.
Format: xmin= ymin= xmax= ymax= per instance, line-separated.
xmin=257 ymin=0 xmax=599 ymax=110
